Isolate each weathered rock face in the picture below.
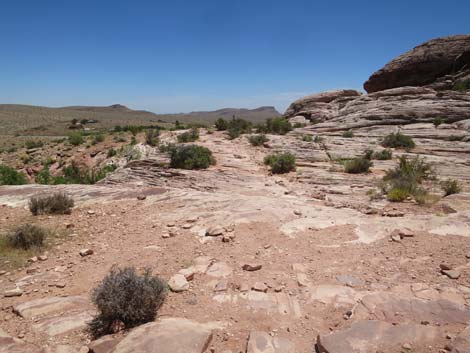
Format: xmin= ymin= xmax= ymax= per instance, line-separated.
xmin=364 ymin=35 xmax=470 ymax=93
xmin=308 ymin=87 xmax=470 ymax=131
xmin=284 ymin=90 xmax=362 ymax=121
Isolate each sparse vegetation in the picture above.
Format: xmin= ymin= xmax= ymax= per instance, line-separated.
xmin=342 ymin=130 xmax=354 ymax=138
xmin=432 ymin=117 xmax=444 ymax=127
xmin=257 ymin=117 xmax=292 ymax=135
xmin=382 ymin=155 xmax=433 ymax=202
xmin=441 ymin=179 xmax=462 ymax=196
xmin=89 ymin=267 xmax=166 ymax=338
xmin=25 ymin=140 xmax=44 ymax=149
xmin=69 ymin=132 xmax=84 ymax=146
xmin=314 ymin=136 xmax=324 ymax=143
xmin=226 ymin=118 xmax=253 ymax=140
xmin=302 ymin=135 xmax=313 ymax=142
xmin=177 ymin=128 xmax=199 ymax=143
xmin=453 ymin=81 xmax=470 ymax=92
xmin=7 ymin=224 xmax=46 ymax=250
xmin=92 ymin=133 xmax=105 ymax=145
xmin=248 ymin=134 xmax=269 ymax=146
xmin=381 ymin=132 xmax=415 ymax=150
xmin=169 ymin=145 xmax=215 ymax=170
xmin=29 ymin=193 xmax=74 ymax=215
xmin=0 ymin=165 xmax=27 ymax=185
xmin=264 ymin=152 xmax=296 ymax=174
xmin=107 ymin=148 xmax=117 ymax=158
xmin=215 ymin=118 xmax=229 ymax=131
xmin=373 ymin=149 xmax=393 ymax=160
xmin=344 ymin=158 xmax=372 ymax=174
xmin=58 ymin=162 xmax=117 ymax=184
xmin=145 ymin=129 xmax=160 ymax=146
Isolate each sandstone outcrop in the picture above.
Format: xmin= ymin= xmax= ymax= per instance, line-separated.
xmin=364 ymin=34 xmax=470 ymax=93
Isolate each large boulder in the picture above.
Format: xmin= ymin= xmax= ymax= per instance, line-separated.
xmin=284 ymin=90 xmax=362 ymax=121
xmin=364 ymin=35 xmax=470 ymax=93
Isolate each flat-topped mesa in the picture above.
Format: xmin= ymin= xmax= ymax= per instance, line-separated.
xmin=364 ymin=34 xmax=470 ymax=93
xmin=284 ymin=89 xmax=362 ymax=121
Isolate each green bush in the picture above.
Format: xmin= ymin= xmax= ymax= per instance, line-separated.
xmin=381 ymin=132 xmax=415 ymax=150
xmin=107 ymin=148 xmax=117 ymax=158
xmin=344 ymin=158 xmax=372 ymax=174
xmin=302 ymin=135 xmax=313 ymax=142
xmin=364 ymin=149 xmax=374 ymax=160
xmin=432 ymin=117 xmax=444 ymax=127
xmin=225 ymin=118 xmax=252 ymax=139
xmin=342 ymin=130 xmax=354 ymax=138
xmin=453 ymin=81 xmax=470 ymax=92
xmin=373 ymin=149 xmax=393 ymax=160
xmin=25 ymin=140 xmax=44 ymax=149
xmin=441 ymin=179 xmax=462 ymax=196
xmin=69 ymin=132 xmax=84 ymax=146
xmin=60 ymin=162 xmax=117 ymax=184
xmin=382 ymin=155 xmax=432 ymax=202
xmin=387 ymin=188 xmax=409 ymax=202
xmin=264 ymin=152 xmax=296 ymax=174
xmin=257 ymin=117 xmax=292 ymax=135
xmin=35 ymin=166 xmax=53 ymax=185
xmin=145 ymin=129 xmax=160 ymax=146
xmin=314 ymin=136 xmax=324 ymax=143
xmin=89 ymin=267 xmax=166 ymax=338
xmin=29 ymin=193 xmax=74 ymax=215
xmin=7 ymin=224 xmax=46 ymax=250
xmin=0 ymin=165 xmax=27 ymax=185
xmin=169 ymin=145 xmax=215 ymax=170
xmin=177 ymin=128 xmax=199 ymax=143
xmin=248 ymin=134 xmax=269 ymax=146
xmin=92 ymin=133 xmax=105 ymax=145
xmin=215 ymin=118 xmax=229 ymax=131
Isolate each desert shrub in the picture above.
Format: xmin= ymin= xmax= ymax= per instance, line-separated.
xmin=145 ymin=129 xmax=160 ymax=146
xmin=69 ymin=132 xmax=84 ymax=146
xmin=89 ymin=267 xmax=166 ymax=338
xmin=453 ymin=81 xmax=470 ymax=92
xmin=293 ymin=122 xmax=305 ymax=128
xmin=177 ymin=128 xmax=199 ymax=143
xmin=342 ymin=130 xmax=354 ymax=138
xmin=381 ymin=132 xmax=415 ymax=150
xmin=114 ymin=135 xmax=127 ymax=143
xmin=29 ymin=193 xmax=74 ymax=215
xmin=387 ymin=187 xmax=409 ymax=202
xmin=215 ymin=118 xmax=229 ymax=131
xmin=107 ymin=148 xmax=117 ymax=158
xmin=0 ymin=165 xmax=27 ymax=185
xmin=35 ymin=166 xmax=53 ymax=185
xmin=314 ymin=136 xmax=324 ymax=143
xmin=169 ymin=145 xmax=215 ymax=170
xmin=248 ymin=134 xmax=268 ymax=146
xmin=130 ymin=136 xmax=137 ymax=145
xmin=363 ymin=149 xmax=374 ymax=160
xmin=25 ymin=140 xmax=44 ymax=149
xmin=441 ymin=179 xmax=462 ymax=196
xmin=225 ymin=118 xmax=252 ymax=139
xmin=344 ymin=158 xmax=372 ymax=174
xmin=257 ymin=117 xmax=292 ymax=135
xmin=92 ymin=133 xmax=105 ymax=145
xmin=382 ymin=155 xmax=433 ymax=202
xmin=60 ymin=162 xmax=117 ymax=184
xmin=433 ymin=117 xmax=444 ymax=127
xmin=373 ymin=149 xmax=393 ymax=160
xmin=7 ymin=224 xmax=46 ymax=250
xmin=264 ymin=152 xmax=296 ymax=174
xmin=302 ymin=135 xmax=313 ymax=142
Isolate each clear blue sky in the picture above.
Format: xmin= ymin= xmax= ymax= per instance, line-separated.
xmin=1 ymin=0 xmax=469 ymax=114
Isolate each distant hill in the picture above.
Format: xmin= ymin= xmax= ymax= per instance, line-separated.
xmin=0 ymin=104 xmax=280 ymax=136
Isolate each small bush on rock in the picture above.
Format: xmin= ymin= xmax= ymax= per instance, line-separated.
xmin=29 ymin=193 xmax=74 ymax=215
xmin=169 ymin=145 xmax=215 ymax=170
xmin=381 ymin=132 xmax=415 ymax=150
xmin=257 ymin=117 xmax=292 ymax=135
xmin=441 ymin=179 xmax=462 ymax=196
xmin=264 ymin=152 xmax=296 ymax=174
xmin=342 ymin=130 xmax=354 ymax=138
xmin=7 ymin=224 xmax=47 ymax=250
xmin=89 ymin=267 xmax=166 ymax=338
xmin=373 ymin=149 xmax=393 ymax=160
xmin=302 ymin=135 xmax=313 ymax=142
xmin=387 ymin=187 xmax=409 ymax=202
xmin=215 ymin=118 xmax=229 ymax=131
xmin=248 ymin=134 xmax=268 ymax=146
xmin=69 ymin=132 xmax=84 ymax=146
xmin=344 ymin=158 xmax=372 ymax=174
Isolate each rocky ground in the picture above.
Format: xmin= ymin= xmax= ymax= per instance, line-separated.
xmin=1 ymin=125 xmax=470 ymax=353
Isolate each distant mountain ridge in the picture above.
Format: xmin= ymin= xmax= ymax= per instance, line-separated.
xmin=0 ymin=104 xmax=280 ymax=135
